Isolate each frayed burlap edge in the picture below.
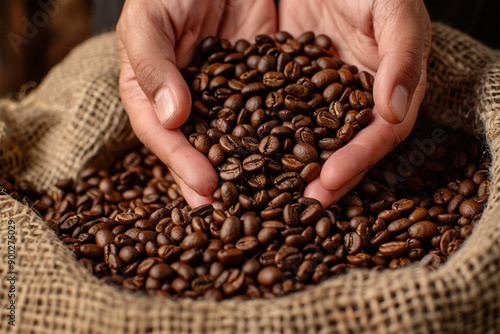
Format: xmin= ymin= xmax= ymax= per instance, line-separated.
xmin=1 ymin=23 xmax=500 ymax=334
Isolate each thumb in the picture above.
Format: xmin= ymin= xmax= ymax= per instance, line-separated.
xmin=116 ymin=2 xmax=194 ymax=129
xmin=372 ymin=0 xmax=430 ymax=124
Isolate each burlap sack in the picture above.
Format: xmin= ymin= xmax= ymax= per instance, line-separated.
xmin=1 ymin=23 xmax=499 ymax=334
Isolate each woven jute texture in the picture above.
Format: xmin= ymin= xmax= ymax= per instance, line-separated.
xmin=1 ymin=23 xmax=500 ymax=334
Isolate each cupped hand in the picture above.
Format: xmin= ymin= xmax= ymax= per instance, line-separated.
xmin=116 ymin=0 xmax=277 ymax=208
xmin=279 ymin=0 xmax=431 ymax=208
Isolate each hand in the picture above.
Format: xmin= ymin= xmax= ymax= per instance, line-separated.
xmin=279 ymin=0 xmax=431 ymax=208
xmin=116 ymin=0 xmax=277 ymax=208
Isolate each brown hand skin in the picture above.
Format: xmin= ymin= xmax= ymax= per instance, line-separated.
xmin=279 ymin=0 xmax=431 ymax=208
xmin=116 ymin=0 xmax=278 ymax=208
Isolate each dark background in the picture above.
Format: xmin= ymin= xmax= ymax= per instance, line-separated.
xmin=1 ymin=0 xmax=499 ymax=97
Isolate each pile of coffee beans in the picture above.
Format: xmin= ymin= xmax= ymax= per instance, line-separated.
xmin=2 ymin=121 xmax=489 ymax=300
xmin=0 ymin=32 xmax=489 ymax=301
xmin=181 ymin=32 xmax=374 ymax=196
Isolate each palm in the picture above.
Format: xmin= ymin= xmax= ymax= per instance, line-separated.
xmin=278 ymin=0 xmax=430 ymax=207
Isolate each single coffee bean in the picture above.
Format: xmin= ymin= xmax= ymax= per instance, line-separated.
xmin=220 ymin=216 xmax=243 ymax=244
xmin=379 ymin=241 xmax=409 ymax=258
xmin=275 ymin=245 xmax=303 ymax=270
xmin=263 ymin=71 xmax=286 ymax=88
xmin=158 ymin=245 xmax=183 ymax=263
xmin=292 ymin=143 xmax=318 ymax=164
xmin=274 ymin=172 xmax=301 ymax=192
xmin=370 ymin=230 xmax=391 ymax=247
xmin=300 ymin=162 xmax=321 ymax=182
xmin=349 ymin=90 xmax=368 ymax=110
xmin=408 ymin=221 xmax=439 ymax=239
xmin=284 ymin=95 xmax=310 ymax=113
xmin=344 ymin=232 xmax=362 ymax=254
xmin=217 ymin=248 xmax=245 ymax=267
xmin=180 ymin=231 xmax=209 ymax=250
xmin=259 ymin=135 xmax=281 ymax=156
xmin=222 ymin=268 xmax=246 ymax=296
xmin=387 ymin=218 xmax=413 ymax=233
xmin=235 ymin=236 xmax=260 ymax=254
xmin=119 ymin=245 xmax=139 ymax=264
xmin=311 ymin=69 xmax=339 ymax=91
xmin=316 ymin=110 xmax=340 ymax=130
xmin=299 ymin=204 xmax=323 ymax=225
xmin=459 ymin=199 xmax=483 ymax=219
xmin=433 ymin=188 xmax=453 ymax=205
xmin=257 ymin=266 xmax=283 ymax=286
xmin=257 ymin=227 xmax=278 ymax=244
xmin=95 ymin=229 xmax=115 ymax=247
xmin=359 ymin=71 xmax=374 ymax=90
xmin=392 ymin=198 xmax=415 ymax=212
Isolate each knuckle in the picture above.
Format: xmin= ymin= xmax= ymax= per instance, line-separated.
xmin=398 ymin=48 xmax=423 ymax=87
xmin=133 ymin=59 xmax=163 ymax=98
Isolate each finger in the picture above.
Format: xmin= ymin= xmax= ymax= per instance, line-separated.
xmin=319 ymin=112 xmax=407 ymax=191
xmin=119 ymin=62 xmax=218 ymax=198
xmin=372 ymin=0 xmax=431 ymax=124
xmin=304 ymin=169 xmax=368 ymax=209
xmin=168 ymin=167 xmax=215 ymax=208
xmin=116 ymin=0 xmax=223 ymax=129
xmin=218 ymin=0 xmax=278 ymax=41
xmin=277 ymin=0 xmax=323 ymax=37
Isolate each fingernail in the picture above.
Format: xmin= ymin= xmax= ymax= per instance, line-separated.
xmin=154 ymin=88 xmax=176 ymax=125
xmin=390 ymin=84 xmax=409 ymax=122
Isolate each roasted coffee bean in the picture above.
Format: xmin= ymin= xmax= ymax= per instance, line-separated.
xmin=219 ymin=161 xmax=244 ymax=182
xmin=257 ymin=266 xmax=282 ymax=286
xmin=284 ymin=95 xmax=310 ymax=113
xmin=311 ymin=69 xmax=339 ymax=91
xmin=387 ymin=218 xmax=413 ymax=233
xmin=316 ymin=110 xmax=340 ymax=130
xmin=299 ymin=204 xmax=322 ymax=225
xmin=408 ymin=221 xmax=438 ymax=239
xmin=408 ymin=207 xmax=428 ymax=223
xmin=217 ymin=248 xmax=245 ymax=267
xmin=379 ymin=241 xmax=409 ymax=258
xmin=392 ymin=198 xmax=415 ymax=213
xmin=434 ymin=188 xmax=453 ymax=205
xmin=419 ymin=253 xmax=442 ymax=269
xmin=337 ymin=68 xmax=354 ymax=86
xmin=300 ymin=162 xmax=321 ymax=182
xmin=222 ymin=269 xmax=246 ymax=296
xmin=284 ymin=83 xmax=311 ymax=100
xmin=275 ymin=245 xmax=303 ymax=270
xmin=234 ymin=236 xmax=259 ymax=254
xmin=295 ymin=127 xmax=316 ymax=146
xmin=359 ymin=71 xmax=374 ymax=90
xmin=274 ymin=172 xmax=301 ymax=192
xmin=281 ymin=154 xmax=305 ymax=172
xmin=94 ymin=229 xmax=114 ymax=247
xmin=158 ymin=245 xmax=183 ymax=263
xmin=283 ymin=61 xmax=301 ymax=81
xmin=344 ymin=232 xmax=362 ymax=254
xmin=370 ymin=230 xmax=391 ymax=247
xmin=349 ymin=90 xmax=368 ymax=110
xmin=292 ymin=143 xmax=318 ymax=164
xmin=459 ymin=200 xmax=483 ymax=219
xmin=263 ymin=71 xmax=285 ymax=88
xmin=257 ymin=227 xmax=278 ymax=244
xmin=180 ymin=231 xmax=209 ymax=250
xmin=118 ymin=245 xmax=139 ymax=264
xmin=220 ymin=216 xmax=243 ymax=244
xmin=259 ymin=135 xmax=281 ymax=156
